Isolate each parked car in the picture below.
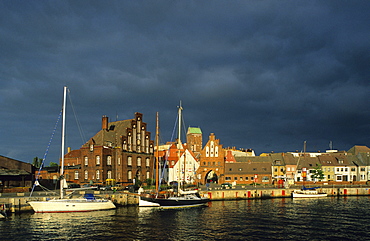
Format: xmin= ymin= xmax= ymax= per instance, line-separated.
xmin=67 ymin=183 xmax=80 ymax=189
xmin=221 ymin=183 xmax=232 ymax=189
xmin=123 ymin=185 xmax=139 ymax=193
xmin=82 ymin=184 xmax=98 ymax=189
xmin=98 ymin=185 xmax=112 ymax=191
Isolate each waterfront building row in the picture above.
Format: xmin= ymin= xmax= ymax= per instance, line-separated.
xmin=4 ymin=110 xmax=367 ymax=190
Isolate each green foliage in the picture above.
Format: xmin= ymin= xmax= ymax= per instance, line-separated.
xmin=49 ymin=162 xmax=58 ymax=167
xmin=145 ymin=178 xmax=154 ymax=186
xmin=32 ymin=157 xmax=43 ymax=168
xmin=311 ymin=164 xmax=325 ymax=181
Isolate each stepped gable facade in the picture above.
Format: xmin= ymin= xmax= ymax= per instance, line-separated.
xmin=63 ymin=113 xmax=155 ymax=186
xmin=197 ymin=133 xmax=225 ymax=184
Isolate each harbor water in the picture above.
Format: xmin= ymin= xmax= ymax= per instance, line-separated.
xmin=1 ymin=196 xmax=369 ymax=240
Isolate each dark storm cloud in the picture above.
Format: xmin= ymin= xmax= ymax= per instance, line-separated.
xmin=0 ymin=1 xmax=369 ymax=164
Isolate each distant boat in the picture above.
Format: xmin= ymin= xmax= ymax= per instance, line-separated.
xmin=292 ymin=186 xmax=327 ymax=198
xmin=0 ymin=204 xmax=7 ymax=218
xmin=28 ymin=86 xmax=115 ymax=213
xmin=139 ymin=104 xmax=210 ymax=209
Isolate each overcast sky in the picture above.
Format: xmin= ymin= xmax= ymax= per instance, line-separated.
xmin=1 ymin=1 xmax=369 ymax=165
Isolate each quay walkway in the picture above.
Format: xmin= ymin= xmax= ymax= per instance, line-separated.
xmin=1 ymin=186 xmax=370 ymax=213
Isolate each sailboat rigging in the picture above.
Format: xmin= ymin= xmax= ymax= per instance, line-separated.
xmin=28 ymin=86 xmax=116 ymax=213
xmin=139 ymin=102 xmax=210 ymax=208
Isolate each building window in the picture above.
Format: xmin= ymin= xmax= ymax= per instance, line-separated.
xmin=351 ymin=168 xmax=355 ymax=171
xmin=107 ymin=156 xmax=112 ymax=166
xmin=262 ymin=176 xmax=269 ymax=182
xmin=146 ymin=171 xmax=150 ymax=179
xmin=107 ymin=170 xmax=112 ymax=179
xmin=96 ymin=155 xmax=100 ymax=165
xmin=84 ymin=170 xmax=88 ymax=180
xmin=128 ymin=156 xmax=132 ymax=166
xmin=137 ymin=157 xmax=142 ymax=166
xmin=225 ymin=177 xmax=231 ymax=181
xmin=240 ymin=177 xmax=243 ymax=181
xmin=234 ymin=177 xmax=237 ymax=180
xmin=146 ymin=158 xmax=150 ymax=167
xmin=90 ymin=144 xmax=94 ymax=151
xmin=84 ymin=156 xmax=88 ymax=166
xmin=128 ymin=170 xmax=132 ymax=180
xmin=74 ymin=171 xmax=79 ymax=180
xmin=118 ymin=157 xmax=121 ymax=165
xmin=238 ymin=168 xmax=243 ymax=171
xmin=361 ymin=168 xmax=366 ymax=171
xmin=245 ymin=177 xmax=249 ymax=181
xmin=287 ymin=167 xmax=291 ymax=171
xmin=96 ymin=170 xmax=100 ymax=180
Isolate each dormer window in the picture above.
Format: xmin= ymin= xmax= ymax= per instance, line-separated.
xmin=90 ymin=144 xmax=94 ymax=152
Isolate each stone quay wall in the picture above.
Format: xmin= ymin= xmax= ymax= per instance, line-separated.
xmin=199 ymin=186 xmax=370 ymax=200
xmin=1 ymin=187 xmax=370 ymax=213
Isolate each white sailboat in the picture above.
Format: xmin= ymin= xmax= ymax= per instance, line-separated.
xmin=140 ymin=103 xmax=210 ymax=208
xmin=292 ymin=187 xmax=327 ymax=198
xmin=28 ymin=86 xmax=115 ymax=213
xmin=291 ymin=141 xmax=327 ymax=198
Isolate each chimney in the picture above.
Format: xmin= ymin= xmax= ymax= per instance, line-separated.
xmin=102 ymin=115 xmax=109 ymax=130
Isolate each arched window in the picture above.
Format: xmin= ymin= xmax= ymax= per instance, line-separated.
xmin=84 ymin=170 xmax=88 ymax=180
xmin=128 ymin=156 xmax=132 ymax=166
xmin=74 ymin=171 xmax=79 ymax=180
xmin=96 ymin=170 xmax=100 ymax=180
xmin=128 ymin=170 xmax=132 ymax=180
xmin=107 ymin=170 xmax=112 ymax=179
xmin=146 ymin=158 xmax=150 ymax=167
xmin=96 ymin=155 xmax=100 ymax=165
xmin=107 ymin=156 xmax=112 ymax=165
xmin=137 ymin=157 xmax=142 ymax=166
xmin=84 ymin=156 xmax=88 ymax=166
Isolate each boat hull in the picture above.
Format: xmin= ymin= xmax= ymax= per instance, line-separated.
xmin=139 ymin=197 xmax=161 ymax=207
xmin=140 ymin=196 xmax=210 ymax=209
xmin=28 ymin=199 xmax=116 ymax=213
xmin=292 ymin=191 xmax=327 ymax=198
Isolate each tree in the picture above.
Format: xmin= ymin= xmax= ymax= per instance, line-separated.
xmin=145 ymin=178 xmax=154 ymax=187
xmin=311 ymin=164 xmax=325 ymax=182
xmin=32 ymin=157 xmax=43 ymax=168
xmin=49 ymin=162 xmax=58 ymax=167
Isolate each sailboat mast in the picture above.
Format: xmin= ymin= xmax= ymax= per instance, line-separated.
xmin=155 ymin=112 xmax=159 ymax=194
xmin=60 ymin=86 xmax=67 ymax=199
xmin=177 ymin=102 xmax=183 ymax=190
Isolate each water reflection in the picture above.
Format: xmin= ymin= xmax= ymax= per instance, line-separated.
xmin=1 ymin=198 xmax=370 ymax=240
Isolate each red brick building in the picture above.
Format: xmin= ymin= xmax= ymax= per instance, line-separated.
xmin=63 ymin=113 xmax=155 ymax=186
xmin=196 ymin=133 xmax=226 ymax=184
